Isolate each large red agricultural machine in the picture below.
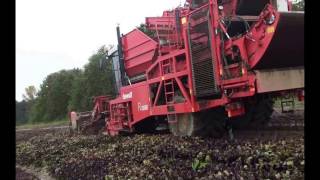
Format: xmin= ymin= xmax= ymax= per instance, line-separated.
xmin=70 ymin=0 xmax=304 ymax=137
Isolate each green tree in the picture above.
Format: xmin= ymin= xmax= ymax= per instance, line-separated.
xmin=22 ymin=85 xmax=37 ymax=101
xmin=68 ymin=46 xmax=116 ymax=112
xmin=16 ymin=100 xmax=29 ymax=125
xmin=29 ymin=69 xmax=82 ymax=122
xmin=28 ymin=46 xmax=116 ymax=123
xmin=67 ymin=72 xmax=87 ymax=111
xmin=137 ymin=23 xmax=156 ymax=38
xmin=16 ymin=85 xmax=38 ymax=125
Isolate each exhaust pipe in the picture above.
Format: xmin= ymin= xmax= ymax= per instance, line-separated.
xmin=116 ymin=26 xmax=126 ymax=86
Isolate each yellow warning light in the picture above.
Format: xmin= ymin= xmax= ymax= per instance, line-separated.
xmin=181 ymin=17 xmax=187 ymax=25
xmin=267 ymin=26 xmax=275 ymax=34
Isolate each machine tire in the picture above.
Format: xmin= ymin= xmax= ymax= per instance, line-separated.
xmin=193 ymin=107 xmax=227 ymax=138
xmin=168 ymin=113 xmax=194 ymax=136
xmin=251 ymin=98 xmax=274 ymax=126
xmin=168 ymin=107 xmax=227 ymax=138
xmin=230 ymin=97 xmax=274 ymax=129
xmin=134 ymin=117 xmax=158 ymax=134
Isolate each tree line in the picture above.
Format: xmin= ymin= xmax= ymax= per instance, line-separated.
xmin=16 ymin=46 xmax=116 ymax=124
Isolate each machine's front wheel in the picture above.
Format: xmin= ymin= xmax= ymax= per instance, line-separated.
xmin=168 ymin=113 xmax=194 ymax=136
xmin=193 ymin=108 xmax=227 ymax=138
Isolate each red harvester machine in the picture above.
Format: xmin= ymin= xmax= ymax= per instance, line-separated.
xmin=70 ymin=0 xmax=304 ymax=137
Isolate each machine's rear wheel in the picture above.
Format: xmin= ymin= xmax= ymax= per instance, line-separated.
xmin=168 ymin=107 xmax=227 ymax=137
xmin=252 ymin=98 xmax=274 ymax=126
xmin=230 ymin=97 xmax=274 ymax=129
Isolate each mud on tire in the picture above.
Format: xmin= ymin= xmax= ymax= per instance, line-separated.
xmin=230 ymin=96 xmax=274 ymax=129
xmin=168 ymin=107 xmax=228 ymax=138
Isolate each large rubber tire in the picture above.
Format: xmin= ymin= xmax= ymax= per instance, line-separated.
xmin=230 ymin=97 xmax=274 ymax=129
xmin=134 ymin=117 xmax=158 ymax=134
xmin=168 ymin=114 xmax=194 ymax=136
xmin=193 ymin=108 xmax=227 ymax=138
xmin=168 ymin=107 xmax=227 ymax=138
xmin=252 ymin=98 xmax=274 ymax=125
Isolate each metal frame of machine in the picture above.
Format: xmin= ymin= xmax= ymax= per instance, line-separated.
xmin=70 ymin=0 xmax=304 ymax=136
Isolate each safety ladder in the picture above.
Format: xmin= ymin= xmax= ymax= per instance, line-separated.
xmin=164 ymin=78 xmax=178 ymax=124
xmin=161 ymin=59 xmax=172 ymax=74
xmin=164 ymin=79 xmax=175 ymax=104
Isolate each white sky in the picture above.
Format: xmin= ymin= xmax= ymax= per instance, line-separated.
xmin=16 ymin=0 xmax=182 ymax=101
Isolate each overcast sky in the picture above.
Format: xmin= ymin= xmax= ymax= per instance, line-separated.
xmin=16 ymin=0 xmax=182 ymax=101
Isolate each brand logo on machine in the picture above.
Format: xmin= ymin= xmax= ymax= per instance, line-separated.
xmin=138 ymin=103 xmax=148 ymax=111
xmin=122 ymin=92 xmax=132 ymax=100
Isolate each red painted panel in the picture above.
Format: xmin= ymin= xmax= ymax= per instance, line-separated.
xmin=121 ymin=29 xmax=158 ymax=77
xmin=111 ymin=82 xmax=151 ymax=123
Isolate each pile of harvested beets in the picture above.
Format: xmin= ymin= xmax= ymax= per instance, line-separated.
xmin=16 ymin=130 xmax=304 ymax=180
